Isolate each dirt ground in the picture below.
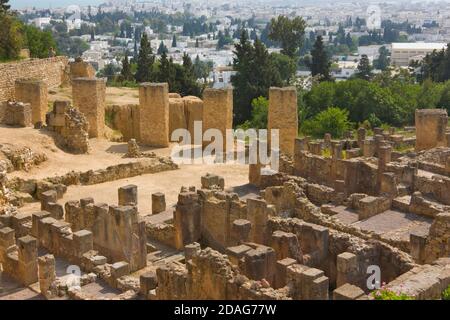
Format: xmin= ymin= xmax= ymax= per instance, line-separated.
xmin=0 ymin=124 xmax=249 ymax=215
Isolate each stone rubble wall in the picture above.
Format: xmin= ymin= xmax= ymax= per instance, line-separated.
xmin=0 ymin=57 xmax=69 ymax=102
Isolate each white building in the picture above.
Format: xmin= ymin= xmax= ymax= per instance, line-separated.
xmin=391 ymin=42 xmax=447 ymax=66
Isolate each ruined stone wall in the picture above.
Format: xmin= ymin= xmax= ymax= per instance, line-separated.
xmin=415 ymin=109 xmax=448 ymax=151
xmin=105 ymin=104 xmax=140 ymax=141
xmin=0 ymin=57 xmax=69 ymax=102
xmin=65 ymin=200 xmax=147 ymax=272
xmin=15 ymin=79 xmax=48 ymax=125
xmin=268 ymin=87 xmax=298 ymax=156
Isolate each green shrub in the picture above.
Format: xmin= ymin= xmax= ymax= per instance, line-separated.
xmin=371 ymin=288 xmax=414 ymax=300
xmin=238 ymin=96 xmax=269 ymax=130
xmin=442 ymin=285 xmax=450 ymax=300
xmin=301 ymin=107 xmax=351 ymax=138
xmin=368 ymin=113 xmax=382 ymax=128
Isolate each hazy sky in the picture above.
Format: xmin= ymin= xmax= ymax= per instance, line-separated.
xmin=11 ymin=0 xmax=103 ymax=9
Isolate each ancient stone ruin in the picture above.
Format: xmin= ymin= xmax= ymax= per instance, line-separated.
xmin=0 ymin=57 xmax=449 ymax=301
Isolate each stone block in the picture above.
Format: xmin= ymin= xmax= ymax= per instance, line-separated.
xmin=152 ymin=192 xmax=166 ymax=214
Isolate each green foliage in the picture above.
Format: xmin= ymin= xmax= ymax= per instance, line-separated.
xmin=368 ymin=113 xmax=382 ymax=128
xmin=135 ymin=33 xmax=156 ymax=83
xmin=442 ymin=285 xmax=450 ymax=300
xmin=268 ymin=15 xmax=306 ymax=58
xmin=420 ymin=43 xmax=450 ymax=82
xmin=239 ymin=96 xmax=269 ymax=130
xmin=373 ymin=46 xmax=390 ymax=71
xmin=371 ymin=288 xmax=414 ymax=300
xmin=0 ymin=14 xmax=23 ymax=61
xmin=355 ymin=54 xmax=373 ymax=80
xmin=232 ymin=31 xmax=283 ymax=124
xmin=0 ymin=0 xmax=11 ymax=14
xmin=310 ymin=35 xmax=332 ymax=82
xmin=120 ymin=55 xmax=133 ymax=82
xmin=23 ymin=25 xmax=57 ymax=58
xmin=270 ymin=52 xmax=297 ymax=84
xmin=301 ymin=107 xmax=351 ymax=138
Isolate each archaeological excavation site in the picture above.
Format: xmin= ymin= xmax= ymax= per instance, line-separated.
xmin=0 ymin=57 xmax=449 ymax=302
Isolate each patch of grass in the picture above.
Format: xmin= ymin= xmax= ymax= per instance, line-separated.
xmin=394 ymin=143 xmax=414 ymax=153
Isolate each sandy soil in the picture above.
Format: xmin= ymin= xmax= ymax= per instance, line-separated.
xmin=48 ymin=86 xmax=139 ymax=107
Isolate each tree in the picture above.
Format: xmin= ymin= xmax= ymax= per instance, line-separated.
xmin=0 ymin=0 xmax=10 ymax=14
xmin=301 ymin=107 xmax=351 ymax=138
xmin=171 ymin=34 xmax=177 ymax=48
xmin=0 ymin=14 xmax=23 ymax=60
xmin=268 ymin=15 xmax=306 ymax=58
xmin=231 ymin=31 xmax=282 ymax=124
xmin=120 ymin=55 xmax=133 ymax=82
xmin=23 ymin=25 xmax=56 ymax=58
xmin=356 ymin=54 xmax=373 ymax=80
xmin=310 ymin=36 xmax=332 ymax=81
xmin=135 ymin=33 xmax=155 ymax=83
xmin=157 ymin=40 xmax=168 ymax=55
xmin=195 ymin=38 xmax=199 ymax=48
xmin=156 ymin=51 xmax=175 ymax=88
xmin=374 ymin=46 xmax=390 ymax=71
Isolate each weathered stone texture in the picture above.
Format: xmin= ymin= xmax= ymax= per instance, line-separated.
xmin=415 ymin=109 xmax=448 ymax=151
xmin=15 ymin=79 xmax=48 ymax=125
xmin=0 ymin=57 xmax=68 ymax=102
xmin=268 ymin=87 xmax=298 ymax=156
xmin=72 ymin=77 xmax=106 ymax=138
xmin=139 ymin=83 xmax=169 ymax=147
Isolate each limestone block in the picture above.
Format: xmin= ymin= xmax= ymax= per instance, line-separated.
xmin=184 ymin=242 xmax=201 ymax=261
xmin=73 ymin=230 xmax=93 ymax=258
xmin=247 ymin=198 xmax=268 ymax=244
xmin=270 ymin=230 xmax=302 ymax=262
xmin=226 ymin=244 xmax=252 ymax=266
xmin=152 ymin=192 xmax=166 ymax=214
xmin=169 ymin=98 xmax=186 ymax=139
xmin=183 ymin=96 xmax=203 ymax=140
xmin=17 ymin=235 xmax=38 ymax=285
xmin=336 ymin=252 xmax=358 ymax=287
xmin=415 ymin=109 xmax=448 ymax=151
xmin=31 ymin=211 xmax=51 ymax=238
xmin=72 ymin=77 xmax=106 ymax=138
xmin=15 ymin=79 xmax=48 ymax=125
xmin=275 ymin=257 xmax=296 ymax=289
xmin=174 ymin=192 xmax=201 ymax=250
xmin=231 ymin=219 xmax=251 ymax=244
xmin=139 ymin=83 xmax=169 ymax=147
xmin=40 ymin=190 xmax=57 ymax=211
xmin=202 ymin=88 xmax=233 ymax=151
xmin=201 ymin=173 xmax=225 ymax=190
xmin=268 ymin=87 xmax=298 ymax=156
xmin=243 ymin=245 xmax=276 ymax=285
xmin=140 ymin=271 xmax=158 ymax=296
xmin=333 ymin=283 xmax=365 ymax=300
xmin=118 ymin=184 xmax=138 ymax=206
xmin=111 ymin=261 xmax=130 ymax=279
xmin=5 ymin=101 xmax=32 ymax=127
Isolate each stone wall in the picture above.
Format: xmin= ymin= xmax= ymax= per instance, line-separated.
xmin=0 ymin=57 xmax=68 ymax=102
xmin=415 ymin=109 xmax=448 ymax=151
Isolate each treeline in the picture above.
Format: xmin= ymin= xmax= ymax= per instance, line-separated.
xmin=0 ymin=1 xmax=57 ymax=61
xmin=103 ymin=33 xmax=212 ymax=98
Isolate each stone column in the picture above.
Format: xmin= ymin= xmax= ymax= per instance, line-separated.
xmin=38 ymin=254 xmax=56 ymax=299
xmin=118 ymin=185 xmax=138 ymax=206
xmin=173 ymin=192 xmax=202 ymax=250
xmin=202 ymin=88 xmax=233 ymax=151
xmin=152 ymin=192 xmax=166 ymax=214
xmin=17 ymin=235 xmax=38 ymax=285
xmin=15 ymin=79 xmax=48 ymax=126
xmin=246 ymin=198 xmax=269 ymax=245
xmin=139 ymin=83 xmax=170 ymax=147
xmin=336 ymin=252 xmax=359 ymax=287
xmin=415 ymin=109 xmax=448 ymax=151
xmin=72 ymin=77 xmax=106 ymax=138
xmin=270 ymin=230 xmax=302 ymax=262
xmin=357 ymin=128 xmax=366 ymax=148
xmin=268 ymin=87 xmax=298 ymax=156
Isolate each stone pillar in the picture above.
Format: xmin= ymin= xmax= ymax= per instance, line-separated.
xmin=242 ymin=246 xmax=277 ymax=285
xmin=415 ymin=109 xmax=448 ymax=151
xmin=118 ymin=185 xmax=138 ymax=206
xmin=15 ymin=79 xmax=48 ymax=125
xmin=72 ymin=77 xmax=106 ymax=138
xmin=73 ymin=230 xmax=93 ymax=259
xmin=357 ymin=128 xmax=366 ymax=148
xmin=410 ymin=232 xmax=427 ymax=264
xmin=268 ymin=87 xmax=298 ymax=156
xmin=152 ymin=192 xmax=166 ymax=214
xmin=336 ymin=252 xmax=359 ymax=287
xmin=202 ymin=88 xmax=233 ymax=151
xmin=139 ymin=83 xmax=169 ymax=147
xmin=309 ymin=142 xmax=322 ymax=155
xmin=270 ymin=230 xmax=302 ymax=262
xmin=184 ymin=242 xmax=201 ymax=261
xmin=38 ymin=254 xmax=56 ymax=299
xmin=275 ymin=257 xmax=296 ymax=289
xmin=0 ymin=227 xmax=15 ymax=264
xmin=40 ymin=190 xmax=57 ymax=211
xmin=247 ymin=198 xmax=269 ymax=245
xmin=362 ymin=139 xmax=376 ymax=157
xmin=173 ymin=192 xmax=201 ymax=250
xmin=140 ymin=271 xmax=158 ymax=297
xmin=17 ymin=235 xmax=38 ymax=285
xmin=231 ymin=219 xmax=251 ymax=245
